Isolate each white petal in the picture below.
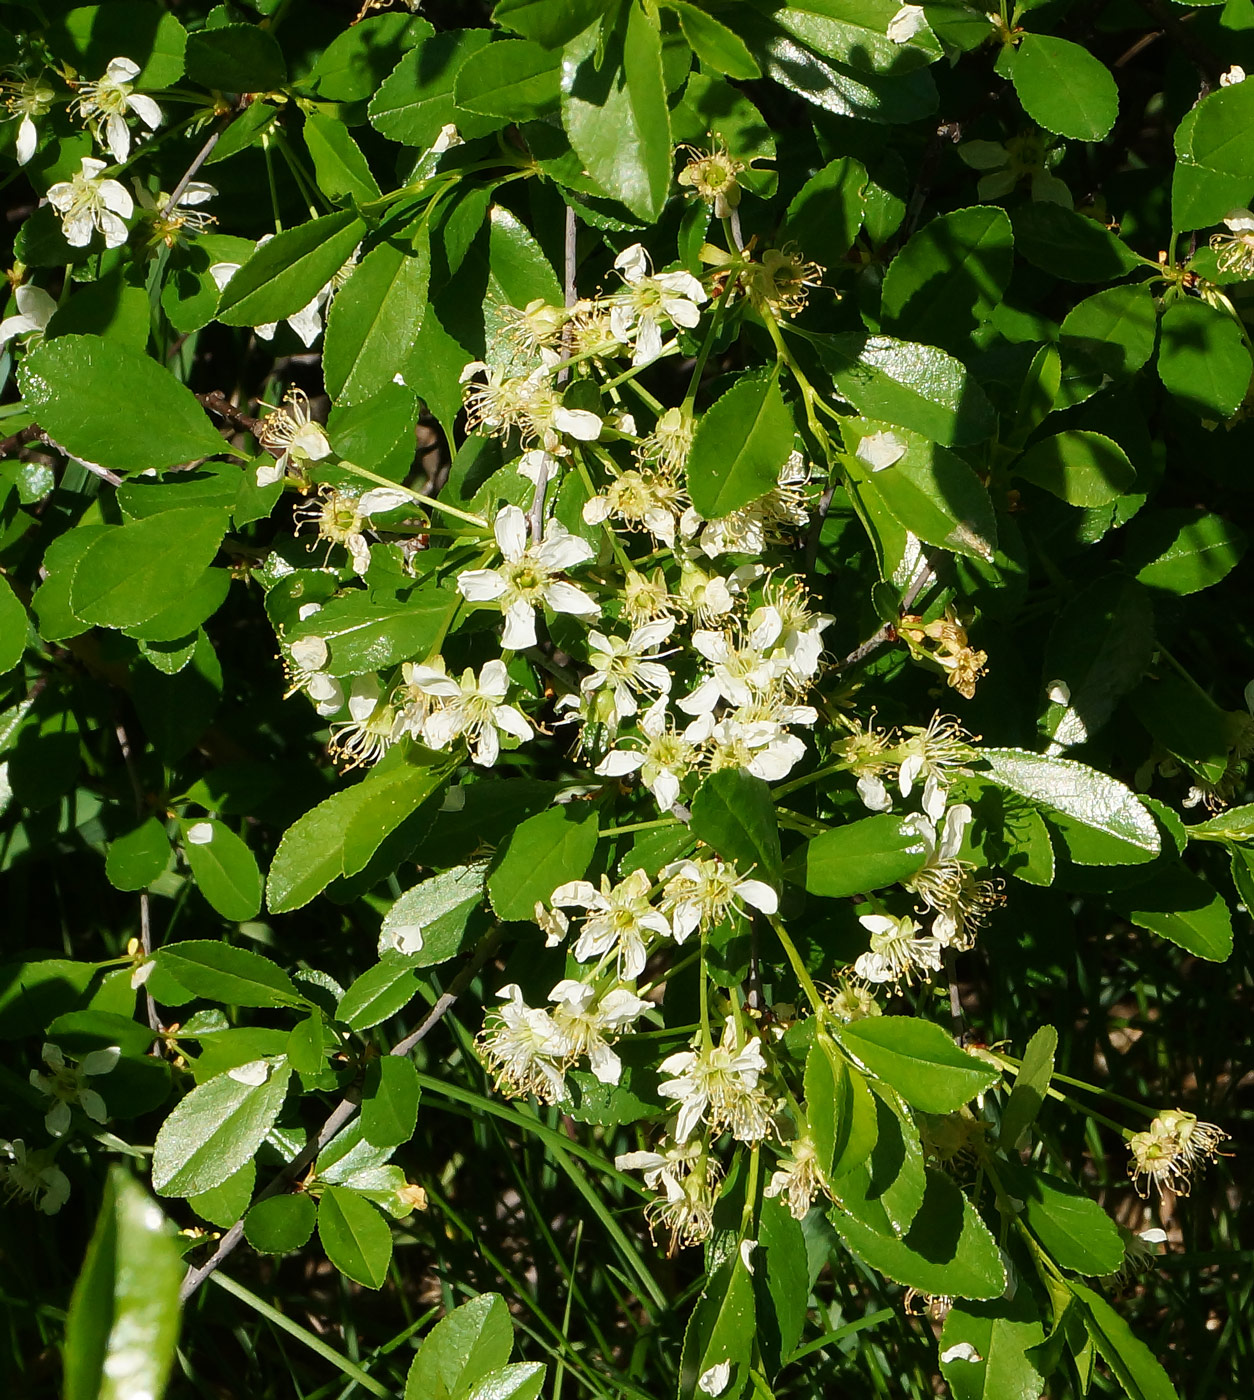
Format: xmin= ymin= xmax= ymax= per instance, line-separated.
xmin=471 ymin=724 xmax=500 ymax=766
xmin=186 ymin=821 xmax=215 ymax=845
xmin=105 ymin=112 xmax=130 ymax=163
xmin=15 ymin=285 xmax=56 ymax=329
xmin=348 ymin=534 xmax=371 ymax=574
xmin=286 ymin=298 xmax=323 ymax=347
xmin=98 ymin=211 xmax=130 ymax=249
xmin=543 ymin=580 xmax=599 ymax=617
xmin=457 ymin=567 xmax=508 ymax=602
xmin=735 ymin=879 xmax=778 ymax=915
xmin=256 ymin=457 xmax=286 ymax=487
xmin=887 ymin=4 xmax=928 ymax=42
xmin=633 ymin=315 xmax=663 ymax=367
xmin=940 ymin=1343 xmax=982 ymax=1364
xmin=127 ymin=93 xmax=162 ymax=129
xmin=538 ymin=528 xmax=595 ymax=570
xmin=494 ymin=704 xmax=532 ymax=741
xmin=614 ymin=243 xmax=649 ymax=282
xmin=494 ymin=504 xmax=528 ymax=560
xmin=856 ymin=430 xmax=908 ymax=472
xmin=359 ymin=486 xmax=411 ymax=515
xmin=105 ymin=57 xmax=141 ymax=82
xmin=61 ymin=211 xmax=96 ymax=248
xmin=649 ymin=768 xmax=680 ymax=810
xmin=553 ymin=407 xmax=602 ymax=441
xmin=501 ymin=598 xmax=538 ymax=650
xmin=81 ymin=1045 xmax=121 ymax=1076
xmin=16 ymin=114 xmax=36 ymax=165
xmin=209 ymin=261 xmax=240 ymax=292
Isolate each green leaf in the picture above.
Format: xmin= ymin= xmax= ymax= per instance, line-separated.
xmin=406 ymin=1292 xmax=513 ymax=1400
xmin=380 ymin=863 xmax=485 ymax=965
xmin=106 ymin=817 xmax=170 ymax=891
xmin=785 ymin=814 xmax=930 ymax=897
xmin=267 ymin=760 xmax=448 ymax=913
xmin=328 ymin=383 xmax=420 ymax=483
xmin=1123 ymin=508 xmax=1246 ymax=595
xmin=188 ymin=1160 xmax=255 ymax=1229
xmin=999 ymin=1024 xmax=1057 ymax=1150
xmin=1041 ymin=576 xmax=1154 ymax=749
xmin=839 ymin=1018 xmax=999 ymax=1114
xmin=1012 ymin=35 xmax=1118 ymax=141
xmin=690 ymin=769 xmax=782 ymax=888
xmin=306 ymin=14 xmax=435 ymax=103
xmin=756 ymin=1194 xmax=808 ymax=1367
xmin=337 ymin=952 xmax=426 ymax=1032
xmin=49 ymin=4 xmax=186 ymax=88
xmin=1157 ymin=298 xmax=1252 ymax=419
xmin=784 ymin=156 xmax=867 ymax=264
xmin=561 ymin=10 xmax=673 ymax=222
xmin=244 ymin=1193 xmax=317 ymax=1254
xmin=465 ymin=1364 xmax=546 ymax=1400
xmin=0 ymin=576 xmax=30 ymax=674
xmin=19 ymin=335 xmax=226 ymax=472
xmin=68 ymin=508 xmax=227 ymax=630
xmin=62 ymin=1170 xmax=182 ymax=1400
xmin=368 ymin=30 xmax=499 ymax=147
xmin=180 ymin=820 xmax=264 ymax=923
xmin=288 ymin=587 xmax=451 ymax=677
xmin=318 ymin=1185 xmax=392 ymax=1290
xmin=1008 ymin=1164 xmax=1124 ymax=1275
xmin=1059 ymin=284 xmax=1158 ymax=384
xmin=1069 ymin=1281 xmax=1182 ymax=1400
xmin=939 ymin=1292 xmax=1047 ymax=1400
xmin=806 ymin=1033 xmax=877 ymax=1180
xmin=820 ymin=334 xmax=996 ymax=446
xmin=757 ymin=27 xmax=939 ymax=126
xmin=980 ymin=749 xmax=1160 ymax=865
xmin=678 ymin=1251 xmax=756 ymax=1400
xmin=185 ymin=24 xmax=286 ymax=90
xmin=152 ymin=1058 xmax=292 ymax=1197
xmin=1189 ymin=803 xmax=1254 ymax=843
xmin=881 ymin=206 xmax=1013 ymax=352
xmin=156 ymin=939 xmax=301 ymax=1009
xmin=1173 ymin=78 xmax=1254 ymax=231
xmin=1013 ymin=430 xmax=1136 ymax=508
xmin=847 ymin=421 xmax=997 ymax=561
xmin=453 ymin=38 xmax=561 ymax=119
xmin=303 ymin=112 xmax=381 ymax=205
xmin=831 ymin=1168 xmax=1005 ymax=1299
xmin=687 ymin=370 xmax=794 ymax=520
xmin=215 ymin=211 xmax=367 ymax=327
xmin=360 ymin=1057 xmax=422 ymax=1149
xmin=1111 ymin=864 xmax=1234 ymax=961
xmin=666 ymin=2 xmax=760 ymax=79
xmin=324 ymin=229 xmax=431 ymax=405
xmin=487 ymin=804 xmax=599 ymax=922
xmin=834 ymin=1084 xmax=927 ymax=1238
xmin=1011 ymin=204 xmax=1143 ymax=282
xmin=773 ymin=0 xmax=942 ymax=75
xmin=1129 ymin=672 xmax=1231 ymax=784
xmin=494 ymin=0 xmax=612 ymax=46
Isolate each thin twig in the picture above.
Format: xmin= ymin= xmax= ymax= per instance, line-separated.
xmin=196 ymin=391 xmax=264 ymax=438
xmin=832 ymin=560 xmax=936 ymax=674
xmin=531 ymin=206 xmax=580 ymax=543
xmin=0 ymin=424 xmax=46 ymax=458
xmin=115 ymin=723 xmax=161 ymax=1034
xmin=162 ymin=115 xmax=232 ymax=219
xmin=178 ymin=925 xmax=502 ymax=1303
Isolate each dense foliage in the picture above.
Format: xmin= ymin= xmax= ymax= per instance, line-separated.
xmin=0 ymin=0 xmax=1251 ymax=1396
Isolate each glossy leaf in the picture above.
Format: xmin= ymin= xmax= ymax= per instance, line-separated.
xmin=244 ymin=1193 xmax=317 ymax=1254
xmin=785 ymin=814 xmax=930 ymax=897
xmin=1157 ymin=298 xmax=1252 ymax=420
xmin=1070 ymin=1281 xmax=1181 ymax=1400
xmin=677 ymin=1250 xmax=755 ymax=1400
xmin=690 ymin=768 xmax=782 ymax=888
xmin=186 ymin=24 xmax=286 ymax=90
xmin=360 ymin=1056 xmax=422 ymax=1149
xmin=999 ymin=1024 xmax=1057 ymax=1150
xmin=687 ymin=370 xmax=795 ymax=519
xmin=215 ymin=211 xmax=367 ymax=327
xmin=152 ymin=1059 xmax=291 ymax=1197
xmin=180 ymin=820 xmax=264 ymax=923
xmin=1112 ymin=864 xmax=1234 ymax=961
xmin=1124 ymin=508 xmax=1246 ymax=595
xmin=406 ymin=1292 xmax=513 ymax=1400
xmin=318 ymin=1185 xmax=392 ymax=1289
xmin=939 ymin=1292 xmax=1047 ymax=1400
xmin=806 ymin=1034 xmax=877 ymax=1180
xmin=454 ymin=38 xmax=561 ymax=118
xmin=156 ymin=940 xmax=301 ymax=1008
xmin=105 ymin=817 xmax=169 ymax=892
xmin=1012 ymin=35 xmax=1118 ymax=140
xmin=839 ymin=1017 xmax=1000 ymax=1113
xmin=62 ymin=1170 xmax=182 ymax=1400
xmin=380 ymin=863 xmax=485 ymax=964
xmin=1013 ymin=430 xmax=1136 ymax=508
xmin=486 ymin=804 xmax=599 ymax=922
xmin=369 ymin=30 xmax=498 ymax=148
xmin=20 ymin=335 xmax=226 ymax=472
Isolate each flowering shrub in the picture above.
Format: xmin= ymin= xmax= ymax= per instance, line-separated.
xmin=0 ymin=1 xmax=1250 ymax=1396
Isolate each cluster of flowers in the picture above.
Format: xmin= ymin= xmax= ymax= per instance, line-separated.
xmin=1 ymin=1042 xmax=119 ymax=1215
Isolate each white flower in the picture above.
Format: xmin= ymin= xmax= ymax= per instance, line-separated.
xmin=581 ymin=620 xmax=674 ymax=728
xmin=887 ymin=4 xmax=928 ymax=43
xmin=897 ymin=714 xmax=972 ymax=823
xmin=30 ymin=1042 xmax=119 ymax=1136
xmin=677 ymin=627 xmax=781 ymax=717
xmin=461 ymin=360 xmax=603 ymax=452
xmin=658 ymin=1015 xmax=774 ymax=1143
xmin=412 ymin=658 xmax=532 ymax=767
xmin=551 ymin=868 xmax=672 ymax=980
xmin=659 ymin=856 xmax=778 ymax=944
xmin=699 ymin=713 xmax=808 ymax=783
xmin=3 ymin=74 xmax=57 ymax=165
xmin=548 ymin=979 xmax=650 ymax=1085
xmin=0 ymin=1139 xmax=70 ymax=1214
xmin=46 ymin=157 xmax=134 ymax=249
xmin=457 ymin=505 xmax=598 ymax=650
xmin=1220 ymin=64 xmax=1245 ymax=86
xmin=328 ymin=676 xmax=398 ymax=769
xmin=1211 ymin=208 xmax=1254 ymax=277
xmin=133 ymin=178 xmax=217 ymax=241
xmin=0 ymin=284 xmax=56 ymax=351
xmin=854 ymin=912 xmax=944 ymax=985
xmin=901 ymin=803 xmax=999 ymax=949
xmin=71 ymin=57 xmax=161 ymax=162
xmin=582 ymin=468 xmax=688 ymax=547
xmin=764 ymin=1136 xmax=825 ymax=1218
xmin=615 ymin=1137 xmax=722 ymax=1251
xmin=477 ymin=984 xmax=567 ymax=1103
xmin=611 ymin=243 xmax=708 ymax=366
xmin=257 ymin=388 xmax=332 ymax=483
xmin=596 ymin=697 xmax=698 ymax=811
xmin=697 ymin=454 xmax=811 ymax=557
xmin=857 ymin=774 xmax=893 ymax=812
xmin=285 ymin=634 xmax=344 ymax=717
